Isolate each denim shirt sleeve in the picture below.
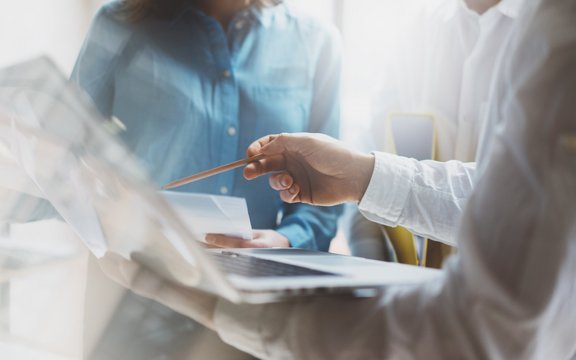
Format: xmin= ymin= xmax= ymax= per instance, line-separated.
xmin=276 ymin=23 xmax=343 ymax=251
xmin=70 ymin=3 xmax=131 ymax=118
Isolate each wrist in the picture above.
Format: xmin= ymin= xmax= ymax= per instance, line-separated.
xmin=349 ymin=153 xmax=375 ymax=203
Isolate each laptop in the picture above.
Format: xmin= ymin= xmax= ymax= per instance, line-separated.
xmin=0 ymin=57 xmax=440 ymax=304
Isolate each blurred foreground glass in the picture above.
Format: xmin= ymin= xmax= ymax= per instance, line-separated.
xmin=0 ymin=57 xmax=238 ymax=359
xmin=0 ymin=58 xmax=93 ymax=359
xmin=0 ymin=55 xmax=207 ymax=277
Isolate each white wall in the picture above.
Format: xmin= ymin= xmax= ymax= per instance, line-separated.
xmin=0 ymin=0 xmax=106 ymax=75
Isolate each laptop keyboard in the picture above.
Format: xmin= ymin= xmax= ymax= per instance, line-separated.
xmin=210 ymin=251 xmax=336 ymax=278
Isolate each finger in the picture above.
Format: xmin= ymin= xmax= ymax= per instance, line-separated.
xmin=205 ymin=234 xmax=249 ymax=248
xmin=205 ymin=234 xmax=263 ymax=249
xmin=248 ymin=133 xmax=304 ymax=158
xmin=279 ymin=183 xmax=301 ymax=203
xmin=258 ymin=133 xmax=291 ymax=155
xmin=269 ymin=173 xmax=293 ymax=190
xmin=244 ymin=154 xmax=286 ymax=180
xmin=198 ymin=242 xmax=221 ymax=249
xmin=251 ymin=230 xmax=266 ymax=239
xmin=246 ymin=134 xmax=280 ymax=157
xmin=261 ymin=132 xmax=331 ymax=155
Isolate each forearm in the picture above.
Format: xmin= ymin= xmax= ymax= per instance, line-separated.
xmin=71 ymin=4 xmax=130 ymax=118
xmin=359 ymin=152 xmax=476 ymax=245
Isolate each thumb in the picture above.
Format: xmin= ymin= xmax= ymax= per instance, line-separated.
xmin=260 ymin=133 xmax=312 ymax=155
xmin=247 ymin=134 xmax=281 ymax=157
xmin=244 ymin=134 xmax=290 ymax=179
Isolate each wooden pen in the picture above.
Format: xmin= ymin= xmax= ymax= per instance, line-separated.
xmin=162 ymin=154 xmax=267 ymax=190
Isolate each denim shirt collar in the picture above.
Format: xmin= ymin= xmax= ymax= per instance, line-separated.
xmin=175 ymin=3 xmax=281 ymax=28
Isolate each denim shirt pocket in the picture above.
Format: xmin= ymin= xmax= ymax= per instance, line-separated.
xmin=245 ymin=63 xmax=311 ymax=134
xmin=111 ymin=50 xmax=204 ymax=182
xmin=255 ymin=86 xmax=310 ymax=132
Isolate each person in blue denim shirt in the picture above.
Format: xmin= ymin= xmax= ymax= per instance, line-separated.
xmin=72 ymin=0 xmax=342 ymax=250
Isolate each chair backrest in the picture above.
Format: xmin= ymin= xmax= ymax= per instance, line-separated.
xmin=383 ymin=113 xmax=436 ymax=266
xmin=388 ymin=113 xmax=436 ymax=161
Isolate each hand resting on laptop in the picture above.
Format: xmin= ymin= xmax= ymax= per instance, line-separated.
xmin=205 ymin=230 xmax=290 ymax=248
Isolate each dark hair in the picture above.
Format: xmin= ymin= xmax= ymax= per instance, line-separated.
xmin=119 ymin=0 xmax=280 ymax=22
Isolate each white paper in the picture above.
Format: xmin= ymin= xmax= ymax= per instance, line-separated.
xmin=161 ymin=191 xmax=253 ymax=241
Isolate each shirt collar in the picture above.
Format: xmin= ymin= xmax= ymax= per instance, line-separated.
xmin=449 ymin=0 xmax=523 ymax=21
xmin=496 ymin=0 xmax=523 ymax=19
xmin=181 ymin=3 xmax=280 ymax=29
xmin=244 ymin=3 xmax=283 ymax=28
xmin=177 ymin=4 xmax=255 ymax=23
xmin=429 ymin=0 xmax=459 ymax=22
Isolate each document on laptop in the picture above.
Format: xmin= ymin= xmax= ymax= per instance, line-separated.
xmin=161 ymin=191 xmax=253 ymax=241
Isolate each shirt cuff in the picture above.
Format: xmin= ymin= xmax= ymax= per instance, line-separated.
xmin=276 ymin=223 xmax=313 ymax=249
xmin=358 ymin=152 xmax=415 ymax=227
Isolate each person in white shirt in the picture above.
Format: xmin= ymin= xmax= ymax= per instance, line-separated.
xmin=349 ymin=0 xmax=521 ymax=260
xmin=100 ymin=0 xmax=576 ymax=357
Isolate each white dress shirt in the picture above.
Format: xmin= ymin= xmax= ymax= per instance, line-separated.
xmin=371 ymin=0 xmax=521 ymax=162
xmin=349 ymin=0 xmax=522 ymax=254
xmin=214 ymin=0 xmax=576 ymax=357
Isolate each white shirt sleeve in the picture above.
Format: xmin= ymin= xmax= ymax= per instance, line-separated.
xmin=213 ymin=1 xmax=576 ymax=358
xmin=358 ymin=152 xmax=476 ymax=245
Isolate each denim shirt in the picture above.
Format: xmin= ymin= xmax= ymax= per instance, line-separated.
xmin=72 ymin=2 xmax=342 ymax=250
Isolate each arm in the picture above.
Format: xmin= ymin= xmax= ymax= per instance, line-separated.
xmin=357 ymin=17 xmax=476 ymax=246
xmin=71 ymin=3 xmax=131 ymax=118
xmin=275 ymin=23 xmax=344 ymax=251
xmin=366 ymin=83 xmax=476 ymax=246
xmin=223 ymin=4 xmax=576 ymax=357
xmin=359 ymin=154 xmax=476 ymax=245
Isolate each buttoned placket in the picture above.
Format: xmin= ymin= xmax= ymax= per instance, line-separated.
xmin=198 ymin=12 xmax=242 ymax=196
xmin=218 ymin=10 xmax=253 ymax=196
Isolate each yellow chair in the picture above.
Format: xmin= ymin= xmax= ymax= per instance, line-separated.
xmin=381 ymin=113 xmax=453 ymax=268
xmin=383 ymin=225 xmax=420 ymax=265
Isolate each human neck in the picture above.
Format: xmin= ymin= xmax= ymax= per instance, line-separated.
xmin=464 ymin=0 xmax=501 ymax=15
xmin=196 ymin=0 xmax=249 ymax=30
